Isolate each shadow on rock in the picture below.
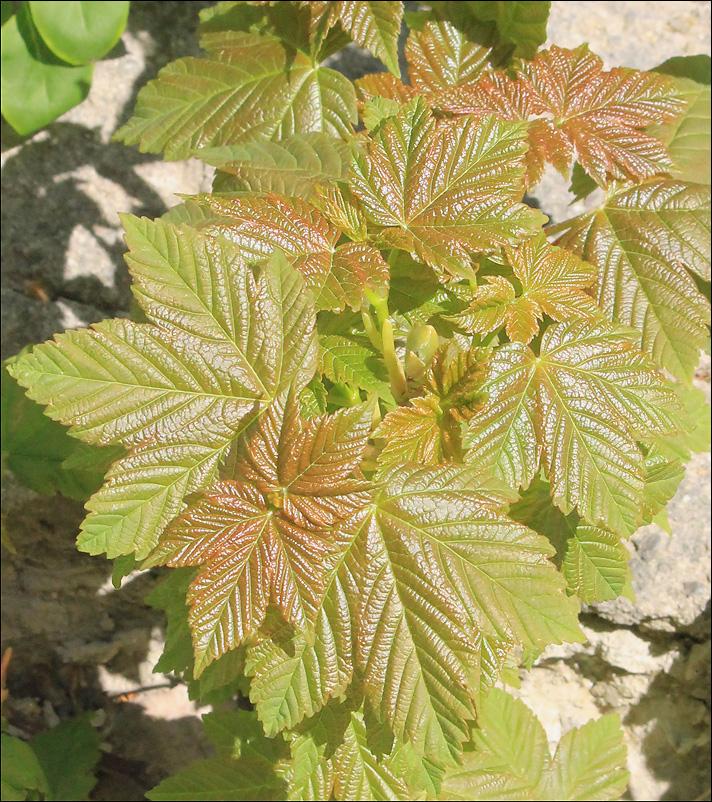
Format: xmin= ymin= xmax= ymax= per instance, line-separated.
xmin=625 ymin=602 xmax=711 ymax=802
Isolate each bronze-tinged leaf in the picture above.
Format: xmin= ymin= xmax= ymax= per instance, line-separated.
xmin=355 ymin=72 xmax=418 ymax=106
xmin=406 ymin=21 xmax=491 ymax=92
xmin=449 ymin=235 xmax=600 ymax=344
xmin=189 ymin=194 xmax=389 ymax=312
xmin=351 ymin=463 xmax=582 ymax=764
xmin=9 ymin=219 xmax=319 ymax=561
xmin=557 ymin=178 xmax=711 ymax=383
xmin=374 ymin=395 xmax=445 ymax=467
xmin=194 ymin=133 xmax=351 ymax=199
xmin=465 ymin=320 xmax=684 ymax=536
xmin=349 ymin=98 xmax=546 ymax=278
xmin=375 ymin=341 xmax=490 ymax=468
xmin=438 ymin=45 xmax=684 ymax=187
xmin=115 ymin=30 xmax=356 ymax=160
xmin=148 ymin=391 xmax=373 ymax=674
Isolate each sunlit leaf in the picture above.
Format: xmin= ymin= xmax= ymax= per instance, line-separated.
xmin=557 ymin=179 xmax=711 ymax=383
xmin=349 ymin=98 xmax=546 ymax=277
xmin=438 ymin=45 xmax=684 ymax=186
xmin=115 ymin=30 xmax=356 ymax=159
xmin=448 ymin=235 xmax=599 ymax=344
xmin=439 ymin=688 xmax=628 ymax=800
xmin=351 ymin=463 xmax=582 ymax=764
xmin=465 ymin=320 xmax=684 ymax=536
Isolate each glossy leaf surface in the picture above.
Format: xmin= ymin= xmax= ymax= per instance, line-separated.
xmin=558 ymin=179 xmax=711 ymax=383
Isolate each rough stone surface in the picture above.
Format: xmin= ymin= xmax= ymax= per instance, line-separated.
xmin=1 ymin=3 xmax=710 ymax=801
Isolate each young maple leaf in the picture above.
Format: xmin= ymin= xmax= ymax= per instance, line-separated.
xmin=438 ymin=45 xmax=685 ymax=187
xmin=147 ymin=390 xmax=373 ymax=675
xmin=557 ymin=178 xmax=711 ymax=383
xmin=8 ymin=217 xmax=318 ymax=560
xmin=115 ymin=27 xmax=356 ymax=160
xmin=348 ymin=462 xmax=583 ymax=765
xmin=464 ymin=319 xmax=685 ymax=537
xmin=439 ymin=689 xmax=629 ymax=801
xmin=349 ymin=97 xmax=546 ymax=278
xmin=185 ymin=193 xmax=389 ymax=313
xmin=303 ymin=1 xmax=404 ymax=76
xmin=405 ymin=20 xmax=492 ymax=92
xmin=448 ymin=234 xmax=600 ymax=344
xmin=375 ymin=342 xmax=490 ymax=466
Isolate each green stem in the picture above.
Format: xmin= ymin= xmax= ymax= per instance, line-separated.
xmin=382 ymin=318 xmax=408 ymax=401
xmin=361 ymin=309 xmax=382 ymax=351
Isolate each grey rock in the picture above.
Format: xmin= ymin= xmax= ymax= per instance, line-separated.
xmin=591 ymin=452 xmax=711 ymax=638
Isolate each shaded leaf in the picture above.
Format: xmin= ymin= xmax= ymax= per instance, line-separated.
xmin=332 ymin=710 xmax=410 ymax=801
xmin=1 ymin=3 xmax=93 ymax=136
xmin=2 ymin=363 xmax=120 ymax=501
xmin=147 ymin=712 xmax=289 ymax=801
xmin=195 ymin=133 xmax=351 ymax=198
xmin=30 ymin=715 xmax=100 ymax=802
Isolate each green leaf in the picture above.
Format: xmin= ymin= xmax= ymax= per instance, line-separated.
xmin=246 ymin=575 xmax=353 ymax=735
xmin=512 ymin=479 xmax=632 ymax=604
xmin=1 ymin=733 xmax=50 ymax=802
xmin=466 ymin=320 xmax=683 ymax=536
xmin=202 ymin=710 xmax=285 ymax=761
xmin=30 ymin=715 xmax=101 ymax=801
xmin=319 ymin=332 xmax=393 ymax=401
xmin=352 ymin=463 xmax=581 ymax=764
xmin=439 ymin=689 xmax=628 ymax=801
xmin=28 ymin=1 xmax=129 ymax=65
xmin=539 ymin=715 xmax=629 ymax=800
xmin=338 ymin=1 xmax=403 ymax=77
xmin=459 ymin=1 xmax=550 ymax=59
xmin=557 ymin=179 xmax=711 ymax=383
xmin=648 ymin=78 xmax=711 ymax=184
xmin=349 ymin=98 xmax=546 ymax=278
xmin=147 ymin=713 xmax=289 ymax=801
xmin=1 ymin=3 xmax=93 ymax=136
xmin=332 ymin=710 xmax=410 ymax=801
xmin=562 ymin=525 xmax=632 ymax=605
xmin=654 ymin=54 xmax=711 ymax=85
xmin=115 ymin=30 xmax=356 ymax=160
xmin=195 ymin=133 xmax=351 ymax=198
xmin=2 ymin=363 xmax=120 ymax=500
xmin=9 ymin=221 xmax=318 ymax=559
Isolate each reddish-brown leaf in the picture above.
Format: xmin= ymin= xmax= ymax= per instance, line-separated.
xmin=149 ymin=390 xmax=373 ymax=674
xmin=449 ymin=235 xmax=600 ymax=344
xmin=188 ymin=194 xmax=389 ymax=312
xmin=438 ymin=45 xmax=684 ymax=186
xmin=349 ymin=98 xmax=545 ymax=278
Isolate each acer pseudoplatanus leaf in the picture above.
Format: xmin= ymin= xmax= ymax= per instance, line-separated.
xmin=7 ymin=4 xmax=711 ymax=801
